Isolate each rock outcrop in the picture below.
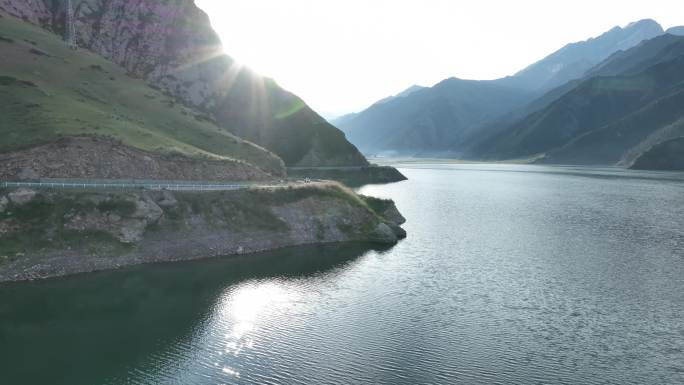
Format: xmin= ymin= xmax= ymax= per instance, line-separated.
xmin=0 ymin=183 xmax=406 ymax=281
xmin=0 ymin=0 xmax=368 ymax=167
xmin=7 ymin=188 xmax=37 ymax=205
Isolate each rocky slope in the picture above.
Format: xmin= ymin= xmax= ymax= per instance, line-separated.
xmin=0 ymin=137 xmax=274 ymax=181
xmin=0 ymin=183 xmax=406 ymax=282
xmin=630 ymin=137 xmax=684 ymax=170
xmin=0 ymin=0 xmax=367 ymax=167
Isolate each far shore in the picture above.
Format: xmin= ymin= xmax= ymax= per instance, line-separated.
xmin=368 ymin=157 xmax=537 ymax=166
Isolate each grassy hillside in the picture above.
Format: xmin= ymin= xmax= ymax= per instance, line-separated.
xmin=0 ymin=13 xmax=284 ymax=175
xmin=0 ymin=0 xmax=368 ymax=168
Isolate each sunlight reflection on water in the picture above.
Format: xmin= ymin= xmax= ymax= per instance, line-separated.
xmin=217 ymin=281 xmax=299 ymax=357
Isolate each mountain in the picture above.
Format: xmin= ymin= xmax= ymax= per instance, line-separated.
xmin=472 ymin=34 xmax=684 ymax=167
xmin=463 ymin=33 xmax=684 ymax=155
xmin=0 ymin=12 xmax=284 ymax=180
xmin=372 ymin=85 xmax=426 ymax=106
xmin=499 ymin=19 xmax=664 ymax=91
xmin=585 ymin=33 xmax=684 ymax=77
xmin=0 ymin=0 xmax=367 ymax=167
xmin=338 ymin=78 xmax=532 ymax=155
xmin=667 ymin=26 xmax=684 ymax=36
xmin=336 ymin=20 xmax=664 ymax=157
xmin=331 ymin=85 xmax=424 ymax=127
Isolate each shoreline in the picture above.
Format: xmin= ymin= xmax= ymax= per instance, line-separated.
xmin=0 ymin=183 xmax=406 ymax=283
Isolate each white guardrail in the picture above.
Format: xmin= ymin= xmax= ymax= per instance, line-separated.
xmin=0 ymin=180 xmax=283 ymax=191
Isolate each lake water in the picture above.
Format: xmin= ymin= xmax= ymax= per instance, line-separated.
xmin=1 ymin=164 xmax=684 ymax=385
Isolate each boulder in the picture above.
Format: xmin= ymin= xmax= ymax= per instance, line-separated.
xmin=132 ymin=196 xmax=163 ymax=222
xmin=8 ymin=188 xmax=36 ymax=205
xmin=156 ymin=190 xmax=178 ymax=208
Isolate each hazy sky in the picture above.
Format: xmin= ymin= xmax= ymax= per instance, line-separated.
xmin=196 ymin=0 xmax=683 ymax=116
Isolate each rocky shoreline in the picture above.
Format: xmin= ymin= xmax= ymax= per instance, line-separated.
xmin=0 ymin=183 xmax=406 ymax=282
xmin=288 ymin=166 xmax=407 ymax=187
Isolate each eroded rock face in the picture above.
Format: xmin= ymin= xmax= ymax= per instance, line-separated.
xmin=0 ymin=0 xmax=50 ymax=25
xmin=0 ymin=137 xmax=274 ymax=181
xmin=0 ymin=0 xmax=368 ymax=167
xmin=63 ymin=193 xmax=163 ymax=243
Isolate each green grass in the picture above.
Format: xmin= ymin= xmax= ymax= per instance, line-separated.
xmin=167 ymin=182 xmax=384 ymax=232
xmin=0 ymin=183 xmax=396 ymax=260
xmin=171 ymin=191 xmax=289 ymax=231
xmin=96 ymin=199 xmax=137 ymax=217
xmin=0 ymin=14 xmax=284 ymax=175
xmin=0 ymin=193 xmax=133 ymax=257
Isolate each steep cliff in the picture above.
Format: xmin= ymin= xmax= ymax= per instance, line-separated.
xmin=0 ymin=0 xmax=368 ymax=167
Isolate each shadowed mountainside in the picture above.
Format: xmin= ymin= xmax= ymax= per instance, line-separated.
xmin=335 ymin=19 xmax=665 ymax=157
xmin=631 ymin=137 xmax=684 ymax=170
xmin=336 ymin=79 xmax=532 ymax=155
xmin=0 ymin=0 xmax=368 ymax=167
xmin=472 ymin=35 xmax=684 ymax=167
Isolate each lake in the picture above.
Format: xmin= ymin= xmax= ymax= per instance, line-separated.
xmin=1 ymin=164 xmax=683 ymax=384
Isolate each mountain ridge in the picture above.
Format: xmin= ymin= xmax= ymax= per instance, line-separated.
xmin=336 ymin=19 xmax=667 ymax=157
xmin=500 ymin=19 xmax=664 ymax=91
xmin=473 ymin=35 xmax=684 ymax=168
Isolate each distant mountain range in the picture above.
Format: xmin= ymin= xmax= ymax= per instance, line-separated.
xmin=498 ymin=19 xmax=665 ymax=91
xmin=336 ymin=79 xmax=532 ymax=154
xmin=472 ymin=35 xmax=684 ymax=166
xmin=334 ymin=19 xmax=684 ymax=170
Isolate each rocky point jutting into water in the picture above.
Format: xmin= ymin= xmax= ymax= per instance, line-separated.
xmin=0 ymin=183 xmax=406 ymax=282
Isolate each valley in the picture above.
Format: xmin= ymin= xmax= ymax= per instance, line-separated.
xmin=335 ymin=20 xmax=684 ymax=171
